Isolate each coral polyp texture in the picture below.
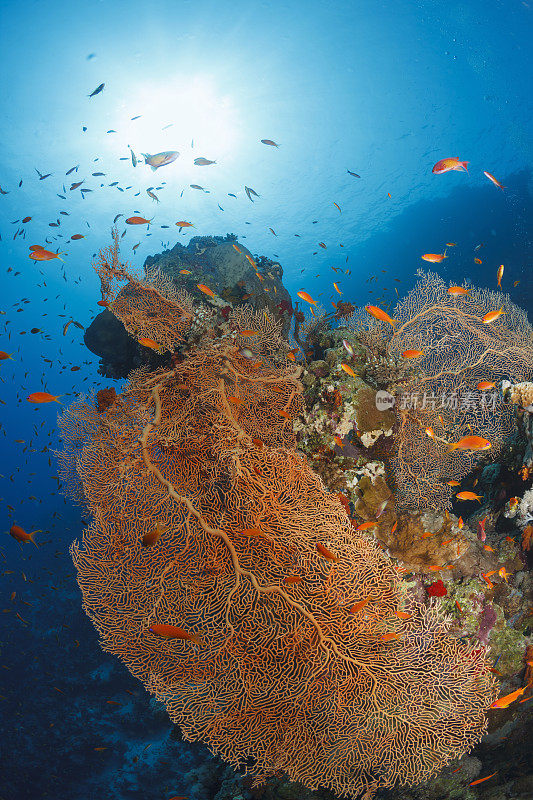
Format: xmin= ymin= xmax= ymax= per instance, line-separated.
xmin=60 ymin=236 xmax=497 ymax=799
xmin=355 ymin=270 xmax=533 ymax=511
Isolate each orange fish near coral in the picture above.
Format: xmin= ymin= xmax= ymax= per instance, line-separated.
xmin=341 ymin=363 xmax=357 ymax=377
xmin=490 ymin=686 xmax=526 ymax=708
xmin=197 ymin=284 xmax=216 ymax=298
xmin=27 ymin=391 xmax=61 ymax=403
xmin=126 ymin=216 xmax=152 ymax=224
xmin=469 ymin=773 xmax=498 ymax=787
xmin=138 ymin=337 xmax=161 ymax=350
xmin=355 ymin=521 xmax=377 ymax=531
xmin=142 ymin=522 xmax=167 ymax=548
xmin=297 ymin=291 xmax=317 ymax=306
xmin=447 ymin=286 xmax=470 ymax=297
xmin=496 ymin=264 xmax=504 ymax=288
xmin=148 ymin=624 xmax=204 ymax=646
xmin=482 ymin=308 xmax=504 ymax=324
xmin=316 ymin=541 xmax=339 ymax=562
xmin=447 ymin=436 xmax=491 ymax=452
xmin=421 ymin=253 xmax=447 ymax=263
xmin=432 ymin=157 xmax=468 ymax=174
xmin=402 ymin=349 xmax=424 ymax=358
xmin=350 ymin=597 xmax=370 ymax=613
xmin=365 ymin=305 xmax=396 ymax=329
xmin=455 ymin=491 xmax=483 ymax=502
xmin=175 ymin=221 xmax=194 ymax=228
xmin=477 ymin=381 xmax=495 ymax=391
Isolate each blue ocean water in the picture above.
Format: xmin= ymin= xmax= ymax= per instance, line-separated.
xmin=0 ymin=1 xmax=532 ymax=798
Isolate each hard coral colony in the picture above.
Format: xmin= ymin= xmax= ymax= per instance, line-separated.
xmin=57 ymin=231 xmax=521 ymax=800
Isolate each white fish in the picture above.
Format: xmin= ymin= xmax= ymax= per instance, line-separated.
xmin=142 ymin=151 xmax=179 ymax=171
xmin=343 ymin=339 xmax=355 ymax=357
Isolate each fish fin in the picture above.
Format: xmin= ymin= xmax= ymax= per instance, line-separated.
xmin=461 ymin=161 xmax=469 ymax=172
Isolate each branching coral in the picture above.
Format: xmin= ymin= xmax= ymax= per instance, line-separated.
xmin=60 ymin=238 xmax=498 ymax=799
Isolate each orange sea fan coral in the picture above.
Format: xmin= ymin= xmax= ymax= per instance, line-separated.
xmin=60 ymin=236 xmax=498 ymax=799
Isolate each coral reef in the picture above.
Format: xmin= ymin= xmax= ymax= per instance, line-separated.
xmin=350 ymin=271 xmax=533 ymax=511
xmin=60 ymin=233 xmax=502 ymax=800
xmin=84 ymin=232 xmax=293 ymax=377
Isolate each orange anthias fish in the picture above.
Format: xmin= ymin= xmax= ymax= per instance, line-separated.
xmin=297 ymin=291 xmax=317 ymax=305
xmin=142 ymin=522 xmax=167 ymax=547
xmin=483 ymin=171 xmax=505 ymax=190
xmin=126 ymin=216 xmax=152 ymax=224
xmin=447 ymin=286 xmax=470 ymax=297
xmin=402 ymin=349 xmax=424 ymax=358
xmin=349 ymin=597 xmax=370 ymax=613
xmin=469 ymin=772 xmax=498 ymax=787
xmin=341 ymin=363 xmax=357 ymax=377
xmin=432 ymin=157 xmax=469 ymax=174
xmin=490 ymin=686 xmax=526 ymax=708
xmin=27 ymin=391 xmax=61 ymax=403
xmin=0 ymin=351 xmax=14 ymax=361
xmin=9 ymin=525 xmax=40 ymax=546
xmin=175 ymin=221 xmax=194 ymax=227
xmin=447 ymin=436 xmax=491 ymax=452
xmin=477 ymin=381 xmax=495 ymax=391
xmin=138 ymin=337 xmax=161 ymax=350
xmin=197 ymin=284 xmax=216 ymax=298
xmin=455 ymin=491 xmax=483 ymax=502
xmin=482 ymin=307 xmax=504 ymax=324
xmin=365 ymin=305 xmax=396 ymax=329
xmin=421 ymin=252 xmax=447 ymax=263
xmin=355 ymin=521 xmax=378 ymax=531
xmin=496 ymin=264 xmax=504 ymax=287
xmin=149 ymin=623 xmax=204 ymax=645
xmin=316 ymin=541 xmax=339 ymax=562
xmin=29 ymin=248 xmax=64 ymax=262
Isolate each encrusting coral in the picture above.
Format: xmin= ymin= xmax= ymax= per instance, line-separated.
xmin=60 ymin=234 xmax=498 ymax=800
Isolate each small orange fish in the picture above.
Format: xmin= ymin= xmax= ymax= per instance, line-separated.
xmin=27 ymin=391 xmax=61 ymax=403
xmin=476 ymin=381 xmax=495 ymax=391
xmin=469 ymin=772 xmax=497 ymax=787
xmin=240 ymin=528 xmax=273 ymax=542
xmin=482 ymin=307 xmax=504 ymax=324
xmin=447 ymin=286 xmax=469 ymax=297
xmin=284 ymin=575 xmax=302 ymax=584
xmin=496 ymin=264 xmax=504 ymax=288
xmin=70 ymin=234 xmax=85 ymax=240
xmin=0 ymin=351 xmax=13 ymax=361
xmin=421 ymin=253 xmax=447 ymax=263
xmin=126 ymin=216 xmax=152 ymax=224
xmin=490 ymin=686 xmax=525 ymax=708
xmin=333 ymin=282 xmax=342 ymax=295
xmin=481 ymin=572 xmax=494 ymax=589
xmin=483 ymin=171 xmax=505 ymax=190
xmin=391 ymin=520 xmax=397 ymax=533
xmin=9 ymin=525 xmax=40 ymax=546
xmin=484 ymin=545 xmax=495 ymax=553
xmin=355 ymin=521 xmax=377 ymax=531
xmin=29 ymin=248 xmax=64 ymax=262
xmin=432 ymin=157 xmax=468 ymax=174
xmin=333 ymin=435 xmax=344 ymax=448
xmin=197 ymin=284 xmax=216 ymax=298
xmin=446 ymin=480 xmax=461 ymax=486
xmin=457 ymin=517 xmax=464 ymax=528
xmin=316 ymin=541 xmax=339 ymax=562
xmin=138 ymin=337 xmax=160 ymax=350
xmin=228 ymin=396 xmax=243 ymax=405
xmin=340 ymin=363 xmax=357 ymax=378
xmin=446 ymin=242 xmax=457 ymax=247
xmin=425 ymin=427 xmax=435 ymax=439
xmin=395 ymin=610 xmax=412 ymax=620
xmin=402 ymin=349 xmax=424 ymax=358
xmin=349 ymin=597 xmax=370 ymax=613
xmin=175 ymin=221 xmax=194 ymax=227
xmin=22 ymin=216 xmax=32 ymax=223
xmin=297 ymin=291 xmax=317 ymax=305
xmin=365 ymin=305 xmax=396 ymax=329
xmin=455 ymin=491 xmax=483 ymax=502
xmin=277 ymin=410 xmax=290 ymax=418
xmin=498 ymin=566 xmax=510 ymax=582
xmin=381 ymin=632 xmax=401 ymax=642
xmin=474 ymin=257 xmax=483 ymax=264
xmin=447 ymin=436 xmax=491 ymax=452
xmin=149 ymin=624 xmax=204 ymax=645
xmin=514 ymin=280 xmax=520 ymax=287
xmin=179 ymin=269 xmax=192 ymax=275
xmin=455 ymin=600 xmax=463 ymax=614
xmin=142 ymin=522 xmax=167 ymax=548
